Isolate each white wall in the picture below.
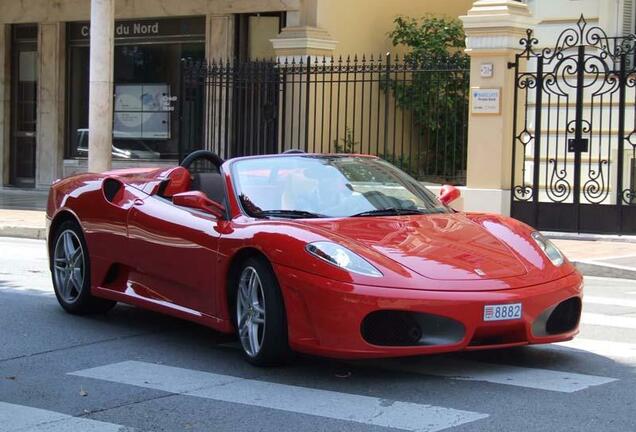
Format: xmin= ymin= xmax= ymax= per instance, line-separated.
xmin=526 ymin=0 xmax=626 ymax=46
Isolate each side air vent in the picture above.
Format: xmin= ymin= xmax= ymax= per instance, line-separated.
xmin=532 ymin=296 xmax=582 ymax=337
xmin=545 ymin=297 xmax=582 ymax=335
xmin=103 ymin=178 xmax=123 ymax=203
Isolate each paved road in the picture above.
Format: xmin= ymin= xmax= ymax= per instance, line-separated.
xmin=1 ymin=237 xmax=635 ymax=432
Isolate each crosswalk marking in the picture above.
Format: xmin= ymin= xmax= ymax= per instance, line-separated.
xmin=585 ymin=296 xmax=636 ymax=308
xmin=581 ymin=312 xmax=636 ymax=329
xmin=552 ymin=338 xmax=636 ymax=360
xmin=365 ymin=358 xmax=617 ymax=393
xmin=0 ymin=401 xmax=131 ymax=432
xmin=70 ymin=361 xmax=488 ymax=432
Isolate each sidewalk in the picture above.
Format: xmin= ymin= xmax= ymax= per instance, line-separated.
xmin=0 ymin=188 xmax=48 ymax=240
xmin=550 ymin=238 xmax=636 ymax=280
xmin=0 ymin=209 xmax=47 ymax=240
xmin=0 ymin=187 xmax=48 ymax=210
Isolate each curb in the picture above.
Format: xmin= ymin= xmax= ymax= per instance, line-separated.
xmin=0 ymin=226 xmax=46 ymax=240
xmin=544 ymin=231 xmax=636 ymax=243
xmin=573 ymin=261 xmax=636 ymax=280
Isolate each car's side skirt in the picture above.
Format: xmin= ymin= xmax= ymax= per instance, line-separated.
xmin=92 ymin=285 xmax=234 ymax=333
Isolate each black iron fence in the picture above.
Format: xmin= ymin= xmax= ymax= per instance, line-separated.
xmin=182 ymin=55 xmax=469 ymax=185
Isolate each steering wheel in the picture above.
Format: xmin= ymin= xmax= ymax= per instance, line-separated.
xmin=180 ymin=150 xmax=224 ymax=172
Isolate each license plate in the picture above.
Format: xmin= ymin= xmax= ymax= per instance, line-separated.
xmin=483 ymin=303 xmax=522 ymax=321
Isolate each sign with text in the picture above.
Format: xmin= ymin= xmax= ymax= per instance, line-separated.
xmin=471 ymin=88 xmax=501 ymax=114
xmin=68 ymin=17 xmax=205 ymax=41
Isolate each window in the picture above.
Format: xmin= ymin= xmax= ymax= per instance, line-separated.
xmin=66 ymin=17 xmax=205 ymax=161
xmin=9 ymin=24 xmax=38 ymax=187
xmin=622 ymin=0 xmax=635 ymax=35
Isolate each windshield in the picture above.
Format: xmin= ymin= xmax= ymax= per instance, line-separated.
xmin=231 ymin=155 xmax=450 ymax=218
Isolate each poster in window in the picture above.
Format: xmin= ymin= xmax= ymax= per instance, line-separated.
xmin=113 ymin=111 xmax=142 ymax=138
xmin=114 ymin=85 xmax=142 ymax=111
xmin=113 ymin=83 xmax=171 ymax=139
xmin=141 ymin=84 xmax=170 ymax=111
xmin=141 ymin=112 xmax=170 ymax=139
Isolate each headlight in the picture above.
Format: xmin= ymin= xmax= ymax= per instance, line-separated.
xmin=306 ymin=242 xmax=383 ymax=277
xmin=531 ymin=232 xmax=564 ymax=266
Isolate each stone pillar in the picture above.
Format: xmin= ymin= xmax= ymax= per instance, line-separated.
xmin=88 ymin=0 xmax=114 ymax=172
xmin=459 ymin=0 xmax=536 ymax=214
xmin=0 ymin=25 xmax=9 ymax=186
xmin=270 ymin=26 xmax=337 ymax=62
xmin=270 ymin=0 xmax=337 ymax=61
xmin=36 ymin=23 xmax=65 ymax=187
xmin=205 ymin=15 xmax=233 ymax=156
xmin=206 ymin=14 xmax=233 ymax=61
xmin=270 ymin=2 xmax=337 ymax=151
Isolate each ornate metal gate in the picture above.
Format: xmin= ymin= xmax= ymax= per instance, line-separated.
xmin=510 ymin=16 xmax=636 ymax=234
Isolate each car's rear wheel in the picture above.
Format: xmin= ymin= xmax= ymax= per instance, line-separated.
xmin=235 ymin=257 xmax=290 ymax=366
xmin=50 ymin=220 xmax=116 ymax=315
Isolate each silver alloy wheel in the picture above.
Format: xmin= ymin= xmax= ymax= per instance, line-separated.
xmin=53 ymin=229 xmax=85 ymax=303
xmin=236 ymin=266 xmax=266 ymax=357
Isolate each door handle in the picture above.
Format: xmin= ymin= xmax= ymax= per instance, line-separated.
xmin=133 ymin=198 xmax=144 ymax=206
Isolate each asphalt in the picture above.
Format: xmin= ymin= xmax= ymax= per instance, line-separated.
xmin=1 ymin=237 xmax=636 ymax=432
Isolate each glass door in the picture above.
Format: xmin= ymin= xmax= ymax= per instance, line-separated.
xmin=10 ymin=25 xmax=38 ymax=187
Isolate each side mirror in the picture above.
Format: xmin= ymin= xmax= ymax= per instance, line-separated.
xmin=172 ymin=191 xmax=225 ymax=219
xmin=439 ymin=185 xmax=461 ymax=206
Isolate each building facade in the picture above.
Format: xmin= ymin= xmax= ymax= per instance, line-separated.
xmin=2 ymin=0 xmax=635 ymax=234
xmin=0 ymin=0 xmax=472 ymax=189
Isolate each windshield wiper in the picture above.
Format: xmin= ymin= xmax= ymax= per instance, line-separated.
xmin=257 ymin=209 xmax=327 ymax=219
xmin=351 ymin=207 xmax=431 ymax=217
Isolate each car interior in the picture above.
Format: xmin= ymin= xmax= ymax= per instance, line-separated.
xmin=158 ymin=150 xmax=227 ymax=206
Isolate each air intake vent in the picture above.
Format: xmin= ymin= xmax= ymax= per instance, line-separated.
xmin=103 ymin=178 xmax=123 ymax=203
xmin=361 ymin=310 xmax=464 ymax=347
xmin=546 ymin=297 xmax=582 ymax=335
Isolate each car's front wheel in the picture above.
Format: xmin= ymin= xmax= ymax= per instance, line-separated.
xmin=50 ymin=220 xmax=116 ymax=315
xmin=235 ymin=257 xmax=290 ymax=366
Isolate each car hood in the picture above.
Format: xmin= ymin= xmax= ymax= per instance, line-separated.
xmin=305 ymin=213 xmax=528 ymax=282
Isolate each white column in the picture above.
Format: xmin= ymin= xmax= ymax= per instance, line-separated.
xmin=88 ymin=0 xmax=114 ymax=172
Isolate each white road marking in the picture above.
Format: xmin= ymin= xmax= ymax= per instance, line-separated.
xmin=0 ymin=401 xmax=131 ymax=432
xmin=581 ymin=312 xmax=636 ymax=329
xmin=551 ymin=338 xmax=636 ymax=360
xmin=585 ymin=296 xmax=636 ymax=308
xmin=70 ymin=361 xmax=487 ymax=432
xmin=367 ymin=358 xmax=617 ymax=393
xmin=584 ymin=276 xmax=636 ymax=283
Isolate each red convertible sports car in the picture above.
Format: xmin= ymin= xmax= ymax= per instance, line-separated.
xmin=46 ymin=150 xmax=583 ymax=365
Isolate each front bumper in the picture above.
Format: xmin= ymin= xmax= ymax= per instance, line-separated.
xmin=275 ymin=264 xmax=583 ymax=359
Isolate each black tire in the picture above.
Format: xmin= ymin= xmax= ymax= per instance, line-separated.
xmin=50 ymin=220 xmax=116 ymax=315
xmin=234 ymin=256 xmax=291 ymax=366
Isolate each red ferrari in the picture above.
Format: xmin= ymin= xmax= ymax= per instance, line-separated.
xmin=46 ymin=150 xmax=583 ymax=365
